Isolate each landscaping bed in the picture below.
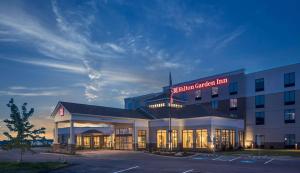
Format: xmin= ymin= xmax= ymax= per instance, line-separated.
xmin=150 ymin=151 xmax=195 ymax=157
xmin=0 ymin=162 xmax=68 ymax=173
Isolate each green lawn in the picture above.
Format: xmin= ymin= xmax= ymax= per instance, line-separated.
xmin=0 ymin=162 xmax=68 ymax=173
xmin=219 ymin=149 xmax=300 ymax=157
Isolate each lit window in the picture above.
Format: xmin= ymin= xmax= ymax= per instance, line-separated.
xmin=284 ymin=72 xmax=295 ymax=87
xmin=230 ymin=98 xmax=238 ymax=110
xmin=138 ymin=130 xmax=147 ymax=149
xmin=171 ymin=130 xmax=178 ymax=149
xmin=195 ymin=90 xmax=202 ymax=100
xmin=255 ymin=78 xmax=264 ymax=92
xmin=76 ymin=135 xmax=82 ymax=146
xmin=196 ymin=129 xmax=208 ymax=148
xmin=284 ymin=109 xmax=295 ymax=123
xmin=211 ymin=87 xmax=219 ymax=97
xmin=182 ymin=130 xmax=193 ymax=149
xmin=93 ymin=136 xmax=100 ymax=147
xmin=83 ymin=136 xmax=91 ymax=147
xmin=157 ymin=130 xmax=167 ymax=148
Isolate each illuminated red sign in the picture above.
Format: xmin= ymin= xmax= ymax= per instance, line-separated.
xmin=59 ymin=107 xmax=64 ymax=116
xmin=172 ymin=77 xmax=229 ymax=94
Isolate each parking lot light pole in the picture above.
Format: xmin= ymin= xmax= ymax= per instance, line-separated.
xmin=168 ymin=72 xmax=173 ymax=151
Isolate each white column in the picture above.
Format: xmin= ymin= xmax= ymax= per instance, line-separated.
xmin=54 ymin=122 xmax=58 ymax=144
xmin=69 ymin=121 xmax=75 ymax=145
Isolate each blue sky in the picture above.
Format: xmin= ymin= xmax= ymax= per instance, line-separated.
xmin=0 ymin=0 xmax=300 ymax=139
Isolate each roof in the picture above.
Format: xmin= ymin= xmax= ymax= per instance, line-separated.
xmin=145 ymin=92 xmax=185 ymax=103
xmin=142 ymin=104 xmax=233 ymax=119
xmin=59 ymin=101 xmax=150 ymax=119
xmin=81 ymin=129 xmax=103 ymax=134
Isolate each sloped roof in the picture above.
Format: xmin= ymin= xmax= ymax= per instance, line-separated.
xmin=59 ymin=101 xmax=150 ymax=119
xmin=81 ymin=129 xmax=103 ymax=134
xmin=145 ymin=92 xmax=185 ymax=103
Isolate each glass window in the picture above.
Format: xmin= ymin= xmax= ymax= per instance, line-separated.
xmin=255 ymin=95 xmax=265 ymax=108
xmin=284 ymin=134 xmax=296 ymax=147
xmin=83 ymin=136 xmax=91 ymax=147
xmin=138 ymin=130 xmax=147 ymax=149
xmin=103 ymin=136 xmax=113 ymax=149
xmin=211 ymin=87 xmax=219 ymax=97
xmin=211 ymin=100 xmax=218 ymax=109
xmin=182 ymin=130 xmax=193 ymax=149
xmin=229 ymin=82 xmax=238 ymax=95
xmin=195 ymin=90 xmax=202 ymax=100
xmin=115 ymin=136 xmax=133 ymax=150
xmin=284 ymin=109 xmax=295 ymax=123
xmin=157 ymin=130 xmax=167 ymax=149
xmin=230 ymin=98 xmax=238 ymax=110
xmin=93 ymin=136 xmax=100 ymax=147
xmin=284 ymin=91 xmax=295 ymax=105
xmin=284 ymin=72 xmax=295 ymax=87
xmin=255 ymin=78 xmax=264 ymax=92
xmin=76 ymin=135 xmax=82 ymax=146
xmin=255 ymin=112 xmax=265 ymax=125
xmin=196 ymin=129 xmax=208 ymax=148
xmin=171 ymin=130 xmax=178 ymax=149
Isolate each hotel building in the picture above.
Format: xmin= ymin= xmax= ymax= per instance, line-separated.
xmin=51 ymin=63 xmax=299 ymax=153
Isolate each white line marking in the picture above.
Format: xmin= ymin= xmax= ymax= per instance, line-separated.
xmin=264 ymin=158 xmax=274 ymax=164
xmin=229 ymin=156 xmax=241 ymax=162
xmin=182 ymin=169 xmax=194 ymax=173
xmin=212 ymin=156 xmax=223 ymax=160
xmin=113 ymin=166 xmax=139 ymax=173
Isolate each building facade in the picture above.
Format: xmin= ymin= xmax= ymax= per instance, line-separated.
xmin=51 ymin=63 xmax=299 ymax=153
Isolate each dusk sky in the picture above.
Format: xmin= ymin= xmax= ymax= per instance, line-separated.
xmin=0 ymin=0 xmax=300 ymax=140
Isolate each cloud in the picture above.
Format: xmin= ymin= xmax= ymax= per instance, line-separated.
xmin=5 ymin=58 xmax=88 ymax=75
xmin=0 ymin=90 xmax=68 ymax=97
xmin=213 ymin=26 xmax=246 ymax=51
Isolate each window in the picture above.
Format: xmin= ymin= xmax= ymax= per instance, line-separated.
xmin=115 ymin=136 xmax=133 ymax=150
xmin=195 ymin=90 xmax=202 ymax=100
xmin=138 ymin=130 xmax=146 ymax=149
xmin=83 ymin=136 xmax=91 ymax=147
xmin=284 ymin=91 xmax=295 ymax=105
xmin=211 ymin=87 xmax=219 ymax=97
xmin=182 ymin=130 xmax=193 ymax=149
xmin=255 ymin=95 xmax=265 ymax=108
xmin=116 ymin=128 xmax=133 ymax=135
xmin=171 ymin=130 xmax=178 ymax=149
xmin=284 ymin=109 xmax=295 ymax=123
xmin=284 ymin=72 xmax=295 ymax=87
xmin=157 ymin=130 xmax=167 ymax=148
xmin=255 ymin=78 xmax=264 ymax=92
xmin=211 ymin=100 xmax=218 ymax=109
xmin=103 ymin=136 xmax=113 ymax=149
xmin=93 ymin=136 xmax=100 ymax=147
xmin=76 ymin=135 xmax=82 ymax=146
xmin=196 ymin=129 xmax=208 ymax=148
xmin=255 ymin=112 xmax=265 ymax=125
xmin=284 ymin=134 xmax=296 ymax=148
xmin=230 ymin=98 xmax=238 ymax=110
xmin=229 ymin=82 xmax=238 ymax=95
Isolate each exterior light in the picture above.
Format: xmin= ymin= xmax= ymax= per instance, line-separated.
xmin=295 ymin=143 xmax=298 ymax=150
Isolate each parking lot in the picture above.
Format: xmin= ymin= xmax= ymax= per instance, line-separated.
xmin=1 ymin=149 xmax=300 ymax=173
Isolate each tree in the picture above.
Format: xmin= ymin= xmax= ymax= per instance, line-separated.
xmin=2 ymin=98 xmax=46 ymax=162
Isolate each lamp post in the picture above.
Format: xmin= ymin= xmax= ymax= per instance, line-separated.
xmin=168 ymin=72 xmax=173 ymax=151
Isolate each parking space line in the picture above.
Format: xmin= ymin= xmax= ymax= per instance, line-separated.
xmin=264 ymin=158 xmax=274 ymax=165
xmin=182 ymin=169 xmax=194 ymax=173
xmin=212 ymin=156 xmax=223 ymax=160
xmin=113 ymin=166 xmax=139 ymax=173
xmin=229 ymin=156 xmax=241 ymax=162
